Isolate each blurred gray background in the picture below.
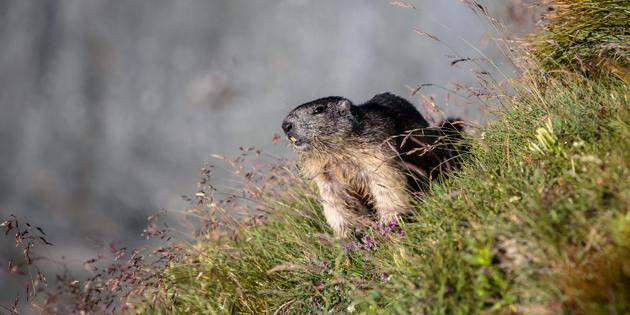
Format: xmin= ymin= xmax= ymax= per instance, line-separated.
xmin=0 ymin=0 xmax=533 ymax=306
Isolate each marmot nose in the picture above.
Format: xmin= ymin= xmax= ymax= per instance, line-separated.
xmin=282 ymin=121 xmax=293 ymax=134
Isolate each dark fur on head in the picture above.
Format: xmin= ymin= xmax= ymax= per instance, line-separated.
xmin=281 ymin=96 xmax=358 ymax=150
xmin=281 ymin=93 xmax=431 ymax=151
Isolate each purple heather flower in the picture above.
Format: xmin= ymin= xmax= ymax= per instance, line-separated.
xmin=344 ymin=241 xmax=359 ymax=253
xmin=379 ymin=218 xmax=400 ymax=236
xmin=361 ymin=235 xmax=376 ymax=251
xmin=379 ymin=272 xmax=390 ymax=282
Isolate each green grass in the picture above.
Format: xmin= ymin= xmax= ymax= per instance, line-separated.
xmin=139 ymin=76 xmax=629 ymax=314
xmin=523 ymin=0 xmax=629 ymax=80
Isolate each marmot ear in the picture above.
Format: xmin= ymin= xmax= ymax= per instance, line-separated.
xmin=337 ymin=100 xmax=352 ymax=116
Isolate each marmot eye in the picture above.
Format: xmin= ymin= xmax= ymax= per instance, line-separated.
xmin=313 ymin=105 xmax=326 ymax=114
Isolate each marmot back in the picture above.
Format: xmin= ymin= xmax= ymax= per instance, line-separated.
xmin=361 ymin=92 xmax=429 ymax=132
xmin=282 ymin=93 xmax=467 ymax=237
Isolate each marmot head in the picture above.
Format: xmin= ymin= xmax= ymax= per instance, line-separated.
xmin=282 ymin=96 xmax=358 ymax=151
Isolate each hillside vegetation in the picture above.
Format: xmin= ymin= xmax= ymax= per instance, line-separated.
xmin=141 ymin=1 xmax=629 ymax=314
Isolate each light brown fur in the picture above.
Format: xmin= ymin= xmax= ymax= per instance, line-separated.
xmin=298 ymin=140 xmax=408 ymax=237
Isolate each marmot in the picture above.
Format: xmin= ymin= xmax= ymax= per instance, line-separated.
xmin=282 ymin=93 xmax=466 ymax=237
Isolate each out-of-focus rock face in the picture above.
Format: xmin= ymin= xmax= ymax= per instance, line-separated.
xmin=0 ymin=0 xmax=527 ymax=304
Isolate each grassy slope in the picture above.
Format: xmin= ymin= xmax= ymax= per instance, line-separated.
xmin=147 ymin=77 xmax=629 ymax=315
xmin=524 ymin=0 xmax=630 ymax=80
xmin=144 ymin=2 xmax=630 ymax=314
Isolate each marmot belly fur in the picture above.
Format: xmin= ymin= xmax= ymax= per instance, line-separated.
xmin=281 ymin=93 xmax=466 ymax=237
